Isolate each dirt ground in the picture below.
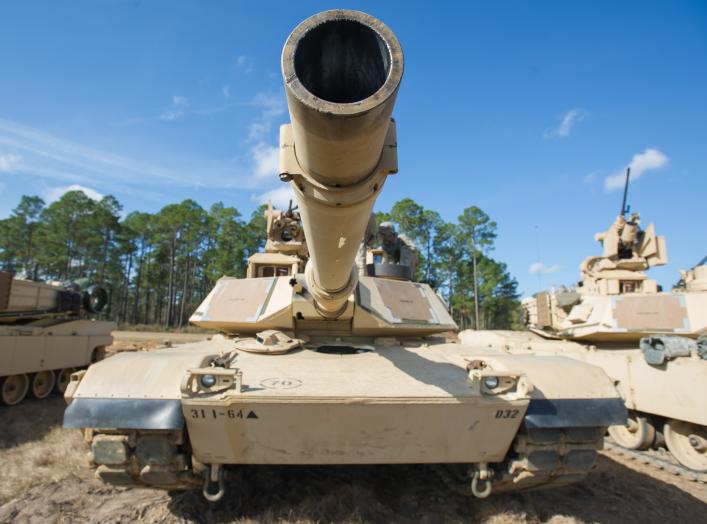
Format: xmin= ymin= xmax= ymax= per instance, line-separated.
xmin=2 ymin=397 xmax=705 ymax=524
xmin=1 ymin=334 xmax=705 ymax=523
xmin=107 ymin=331 xmax=212 ymax=353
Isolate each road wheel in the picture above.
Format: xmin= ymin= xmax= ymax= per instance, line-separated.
xmin=54 ymin=368 xmax=75 ymax=394
xmin=664 ymin=419 xmax=707 ymax=472
xmin=608 ymin=411 xmax=655 ymax=450
xmin=0 ymin=374 xmax=30 ymax=406
xmin=30 ymin=370 xmax=56 ymax=399
xmin=91 ymin=346 xmax=106 ymax=363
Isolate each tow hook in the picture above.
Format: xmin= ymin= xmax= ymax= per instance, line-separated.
xmin=470 ymin=463 xmax=493 ymax=498
xmin=202 ymin=464 xmax=225 ymax=502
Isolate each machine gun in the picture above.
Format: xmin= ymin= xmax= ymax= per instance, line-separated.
xmin=619 ymin=167 xmax=631 ymax=217
xmin=246 ymin=202 xmax=309 ymax=278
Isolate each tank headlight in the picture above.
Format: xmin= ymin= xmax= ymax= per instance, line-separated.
xmin=200 ymin=374 xmax=217 ymax=388
xmin=483 ymin=376 xmax=499 ymax=389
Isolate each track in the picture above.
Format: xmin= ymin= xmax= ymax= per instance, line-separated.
xmin=603 ymin=438 xmax=707 ymax=484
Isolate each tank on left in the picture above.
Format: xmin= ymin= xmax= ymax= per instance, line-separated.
xmin=0 ymin=271 xmax=115 ymax=405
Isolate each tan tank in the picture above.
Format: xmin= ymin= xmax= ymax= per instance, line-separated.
xmin=494 ymin=174 xmax=707 ymax=471
xmin=0 ymin=272 xmax=114 ymax=406
xmin=63 ymin=9 xmax=625 ymax=501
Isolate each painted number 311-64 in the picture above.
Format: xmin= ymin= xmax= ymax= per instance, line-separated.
xmin=189 ymin=408 xmax=258 ymax=420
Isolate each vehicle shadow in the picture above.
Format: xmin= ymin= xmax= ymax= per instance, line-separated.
xmin=0 ymin=395 xmax=67 ymax=448
xmin=166 ymin=454 xmax=705 ymax=524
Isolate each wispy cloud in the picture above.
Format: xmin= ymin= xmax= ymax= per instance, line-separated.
xmin=0 ymin=117 xmax=258 ymax=196
xmin=250 ymin=142 xmax=279 ymax=180
xmin=247 ymin=92 xmax=285 ymax=142
xmin=584 ymin=171 xmax=598 ymax=184
xmin=0 ymin=153 xmax=21 ymax=172
xmin=236 ymin=55 xmax=254 ymax=74
xmin=160 ymin=95 xmax=190 ymax=121
xmin=529 ymin=262 xmax=561 ymax=275
xmin=545 ymin=108 xmax=587 ymax=139
xmin=604 ymin=148 xmax=669 ymax=191
xmin=0 ymin=118 xmax=190 ymax=185
xmin=0 ymin=109 xmax=297 ymax=212
xmin=241 ymin=92 xmax=285 ymax=193
xmin=252 ymin=185 xmax=295 ymax=209
xmin=44 ymin=184 xmax=104 ymax=203
xmin=117 ymin=89 xmax=283 ymax=125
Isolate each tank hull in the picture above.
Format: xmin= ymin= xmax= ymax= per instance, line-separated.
xmin=1 ymin=319 xmax=114 ymax=375
xmin=64 ymin=335 xmax=624 ymax=495
xmin=461 ymin=330 xmax=707 ymax=470
xmin=0 ymin=319 xmax=115 ymax=405
xmin=578 ymin=346 xmax=707 ymax=427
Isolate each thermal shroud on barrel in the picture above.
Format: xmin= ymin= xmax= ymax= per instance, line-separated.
xmin=279 ymin=10 xmax=404 ymax=318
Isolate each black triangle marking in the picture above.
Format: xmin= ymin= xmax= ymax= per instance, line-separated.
xmin=247 ymin=411 xmax=258 ymax=419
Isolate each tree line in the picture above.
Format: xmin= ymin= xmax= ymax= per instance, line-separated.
xmin=377 ymin=199 xmax=519 ymax=330
xmin=0 ymin=191 xmax=519 ymax=330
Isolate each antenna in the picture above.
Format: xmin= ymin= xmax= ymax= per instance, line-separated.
xmin=620 ymin=167 xmax=631 ymax=217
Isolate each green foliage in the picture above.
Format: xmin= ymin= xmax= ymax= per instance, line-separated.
xmin=384 ymin=200 xmax=518 ymax=330
xmin=0 ymin=193 xmax=264 ymax=328
xmin=390 ymin=198 xmax=442 ymax=283
xmin=0 ymin=195 xmax=45 ymax=275
xmin=0 ymin=191 xmax=520 ymax=330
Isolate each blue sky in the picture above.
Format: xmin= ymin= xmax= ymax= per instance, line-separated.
xmin=1 ymin=0 xmax=705 ymax=296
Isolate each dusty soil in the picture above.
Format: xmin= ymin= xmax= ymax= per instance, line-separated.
xmin=108 ymin=331 xmax=211 ymax=354
xmin=1 ymin=333 xmax=705 ymax=523
xmin=1 ymin=397 xmax=705 ymax=524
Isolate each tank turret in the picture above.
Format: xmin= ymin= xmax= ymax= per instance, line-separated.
xmin=0 ymin=272 xmax=114 ymax=405
xmin=511 ymin=171 xmax=707 ymax=471
xmin=0 ymin=272 xmax=108 ymax=324
xmin=522 ymin=210 xmax=705 ymax=341
xmin=190 ymin=11 xmax=453 ymax=336
xmin=677 ymin=255 xmax=707 ymax=292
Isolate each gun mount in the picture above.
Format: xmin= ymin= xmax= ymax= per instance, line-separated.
xmin=246 ymin=202 xmax=308 ymax=278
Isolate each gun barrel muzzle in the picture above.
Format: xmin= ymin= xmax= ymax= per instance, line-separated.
xmin=282 ymin=9 xmax=403 ymax=186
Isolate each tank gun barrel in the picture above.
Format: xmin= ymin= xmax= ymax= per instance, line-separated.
xmin=279 ymin=9 xmax=403 ymax=318
xmin=0 ymin=272 xmax=108 ymax=324
xmin=281 ymin=10 xmax=403 ymax=185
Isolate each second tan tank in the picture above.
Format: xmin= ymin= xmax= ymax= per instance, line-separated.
xmin=490 ymin=183 xmax=707 ymax=471
xmin=0 ymin=272 xmax=114 ymax=406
